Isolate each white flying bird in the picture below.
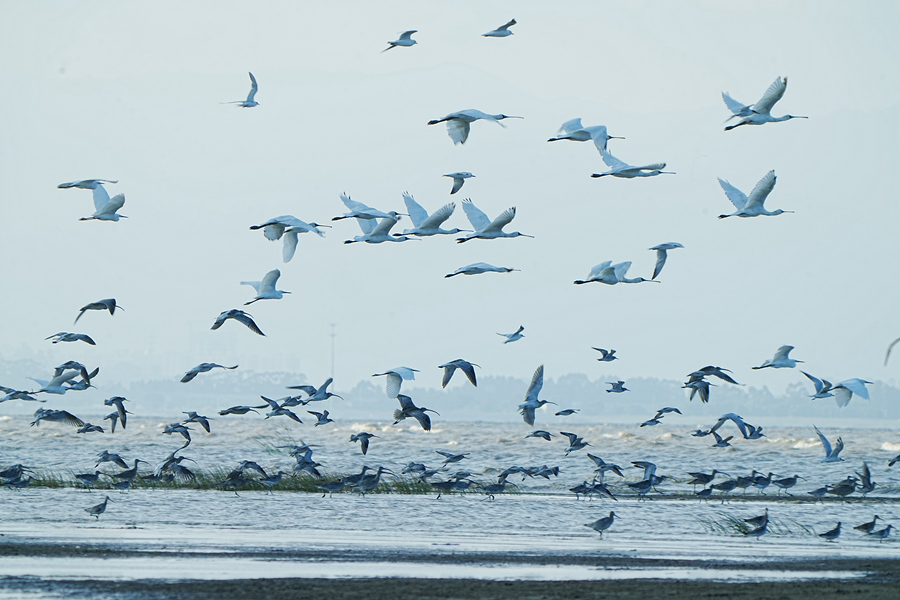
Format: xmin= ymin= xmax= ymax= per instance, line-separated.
xmin=574 ymin=261 xmax=655 ymax=285
xmin=333 ymin=193 xmax=404 ymax=221
xmin=224 ymin=72 xmax=259 ymax=108
xmin=77 ymin=181 xmax=126 ymax=221
xmin=241 ymin=269 xmax=290 ymax=304
xmin=649 ymin=242 xmax=684 ymax=280
xmin=382 ymin=30 xmax=417 ymax=52
xmin=592 ymin=148 xmax=673 ymax=179
xmin=58 ymin=179 xmax=118 ymax=189
xmin=456 ymin=199 xmax=532 ymax=243
xmin=753 ymin=345 xmax=803 ymax=369
xmin=717 ymin=170 xmax=792 ymax=219
xmin=344 ymin=214 xmax=415 ymax=244
xmin=428 ymin=109 xmax=523 ymax=145
xmin=445 ymin=262 xmax=518 ymax=278
xmin=724 ymin=76 xmax=806 ymax=131
xmin=400 ymin=193 xmax=469 ymax=236
xmin=814 ymin=425 xmax=845 ymax=462
xmin=498 ymin=325 xmax=525 ymax=344
xmin=181 ymin=363 xmax=238 ymax=383
xmin=483 ymin=18 xmax=516 ymax=37
xmin=829 ymin=379 xmax=872 ymax=408
xmin=518 ymin=365 xmax=556 ymax=426
xmin=249 ymin=215 xmax=330 ymax=263
xmin=443 ymin=172 xmax=475 ymax=195
xmin=373 ymin=367 xmax=418 ymax=399
xmin=547 ymin=118 xmax=622 ymax=153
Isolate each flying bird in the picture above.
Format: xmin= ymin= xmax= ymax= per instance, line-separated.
xmin=518 ymin=365 xmax=556 ymax=426
xmin=438 ymin=359 xmax=479 ymax=388
xmin=333 ymin=193 xmax=404 ymax=222
xmin=211 ymin=309 xmax=265 ymax=336
xmin=428 ymin=109 xmax=523 ymax=145
xmin=181 ymin=363 xmax=238 ymax=383
xmin=592 ymin=347 xmax=617 ymax=362
xmin=724 ymin=76 xmax=806 ymax=131
xmin=592 ymin=148 xmax=673 ymax=178
xmin=443 ymin=172 xmax=474 ymax=195
xmin=575 ymin=261 xmax=655 ymax=285
xmin=456 ymin=199 xmax=532 ymax=243
xmin=45 ymin=332 xmax=96 ymax=345
xmin=372 ymin=367 xmax=419 ymax=399
xmin=399 ymin=193 xmax=469 ymax=236
xmin=382 ymin=30 xmax=417 ymax=52
xmin=498 ymin=325 xmax=525 ymax=344
xmin=815 ymin=425 xmax=845 ymax=462
xmin=249 ymin=215 xmax=330 ymax=263
xmin=350 ymin=432 xmax=378 ymax=455
xmin=649 ymin=242 xmax=684 ymax=280
xmin=393 ymin=394 xmax=438 ymax=431
xmin=483 ymin=18 xmax=516 ymax=37
xmin=753 ymin=345 xmax=803 ymax=369
xmin=445 ymin=262 xmax=518 ymax=278
xmin=606 ymin=381 xmax=629 ymax=393
xmin=74 ymin=298 xmax=121 ymax=325
xmin=717 ymin=171 xmax=791 ymax=219
xmin=58 ymin=179 xmax=118 ymax=189
xmin=828 ymin=379 xmax=872 ymax=408
xmin=224 ymin=72 xmax=259 ymax=108
xmin=548 ymin=118 xmax=622 ymax=153
xmin=345 ymin=214 xmax=415 ymax=244
xmin=241 ymin=269 xmax=290 ymax=304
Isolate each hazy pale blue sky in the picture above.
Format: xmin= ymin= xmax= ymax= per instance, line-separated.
xmin=1 ymin=1 xmax=898 ymax=397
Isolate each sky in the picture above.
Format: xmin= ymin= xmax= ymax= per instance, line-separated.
xmin=1 ymin=1 xmax=898 ymax=402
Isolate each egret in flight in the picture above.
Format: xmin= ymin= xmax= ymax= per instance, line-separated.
xmin=753 ymin=345 xmax=803 ymax=369
xmin=724 ymin=76 xmax=806 ymax=131
xmin=241 ymin=269 xmax=290 ymax=304
xmin=428 ymin=109 xmax=523 ymax=145
xmin=717 ymin=171 xmax=791 ymax=219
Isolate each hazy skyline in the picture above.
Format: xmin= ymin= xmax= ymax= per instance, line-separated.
xmin=1 ymin=2 xmax=898 ymax=405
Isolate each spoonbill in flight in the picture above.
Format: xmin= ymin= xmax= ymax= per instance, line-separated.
xmin=428 ymin=109 xmax=522 ymax=145
xmin=753 ymin=345 xmax=804 ymax=369
xmin=717 ymin=171 xmax=791 ymax=219
xmin=548 ymin=118 xmax=622 ymax=153
xmin=456 ymin=199 xmax=532 ymax=243
xmin=241 ymin=269 xmax=290 ymax=304
xmin=592 ymin=148 xmax=673 ymax=179
xmin=445 ymin=262 xmax=518 ymax=278
xmin=399 ymin=194 xmax=469 ymax=236
xmin=724 ymin=77 xmax=806 ymax=131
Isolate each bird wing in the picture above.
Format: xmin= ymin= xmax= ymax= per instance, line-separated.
xmin=599 ymin=148 xmax=628 ymax=170
xmin=590 ymin=126 xmax=611 ymax=152
xmin=814 ymin=425 xmax=833 ymax=457
xmin=560 ymin=431 xmax=578 ymax=445
xmin=259 ymin=269 xmax=281 ymax=293
xmin=460 ymin=199 xmax=491 ymax=230
xmin=885 ymin=337 xmax=900 ymax=366
xmin=525 ymin=365 xmax=544 ymax=402
xmin=246 ymin=72 xmax=258 ymax=103
xmin=484 ymin=207 xmax=516 ymax=233
xmin=446 ymin=119 xmax=470 ymax=145
xmin=721 ymin=91 xmax=750 ymax=115
xmin=355 ymin=216 xmax=377 ymax=235
xmin=91 ymin=185 xmax=111 ymax=212
xmin=339 ymin=193 xmax=373 ymax=213
xmin=753 ymin=76 xmax=787 ymax=114
xmin=612 ymin=261 xmax=632 ymax=281
xmin=520 ymin=404 xmax=536 ymax=426
xmin=717 ymin=178 xmax=748 ymax=210
xmin=831 ymin=386 xmax=853 ymax=408
xmin=449 ymin=176 xmax=465 ymax=194
xmin=263 ymin=223 xmax=286 ymax=241
xmin=240 ymin=280 xmax=262 ymax=293
xmin=458 ymin=361 xmax=477 ymax=386
xmin=385 ymin=372 xmax=402 ymax=398
xmin=412 ymin=410 xmax=431 ymax=431
xmin=401 ymin=192 xmax=428 ymax=227
xmin=652 ymin=249 xmax=667 ymax=280
xmin=98 ymin=193 xmax=125 ymax=215
xmin=743 ymin=170 xmax=776 ymax=210
xmin=419 ymin=202 xmax=455 ymax=229
xmin=772 ymin=345 xmax=794 ymax=362
xmin=838 ymin=379 xmax=870 ymax=400
xmin=370 ymin=216 xmax=399 ymax=237
xmin=558 ymin=118 xmax=583 ymax=135
xmin=397 ymin=394 xmax=416 ymax=412
xmin=399 ymin=30 xmax=416 ymax=40
xmin=441 ymin=364 xmax=457 ymax=388
xmin=234 ymin=312 xmax=265 ymax=336
xmin=282 ymin=231 xmax=299 ymax=263
xmin=801 ymin=371 xmax=826 ymax=394
xmin=586 ymin=261 xmax=613 ymax=279
xmin=498 ymin=18 xmax=516 ymax=30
